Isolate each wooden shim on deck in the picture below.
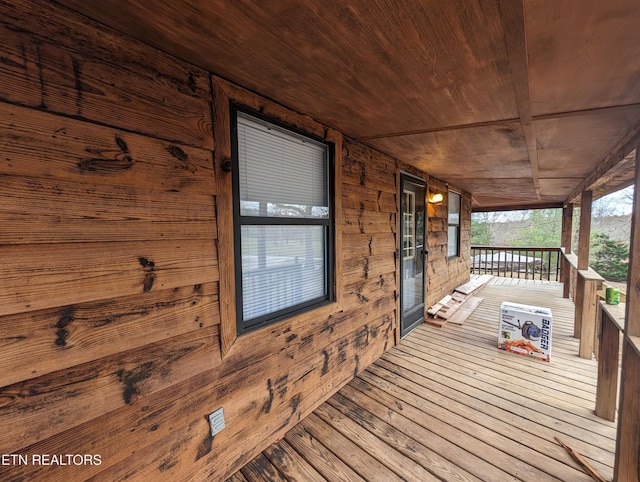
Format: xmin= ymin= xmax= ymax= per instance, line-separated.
xmin=427 ymin=276 xmax=491 ymax=326
xmin=426 ymin=316 xmax=447 ymax=328
xmin=455 ymin=275 xmax=493 ymax=295
xmin=451 ymin=292 xmax=467 ymax=302
xmin=448 ymin=297 xmax=484 ymax=325
xmin=435 ymin=299 xmax=465 ymax=320
xmin=427 ymin=295 xmax=453 ymax=316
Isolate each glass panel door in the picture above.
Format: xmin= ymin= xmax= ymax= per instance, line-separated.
xmin=400 ymin=174 xmax=426 ymax=337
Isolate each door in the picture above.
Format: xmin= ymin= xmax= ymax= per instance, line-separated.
xmin=400 ymin=173 xmax=426 ymax=337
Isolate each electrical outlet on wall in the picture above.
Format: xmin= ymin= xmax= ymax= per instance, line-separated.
xmin=208 ymin=408 xmax=225 ymax=437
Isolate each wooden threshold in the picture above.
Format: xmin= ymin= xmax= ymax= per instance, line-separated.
xmin=229 ymin=279 xmax=616 ymax=481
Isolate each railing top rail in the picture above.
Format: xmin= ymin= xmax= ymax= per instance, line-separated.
xmin=471 ymin=246 xmax=562 ymax=252
xmin=599 ymin=300 xmax=626 ymax=332
xmin=560 ymin=248 xmax=578 ymax=265
xmin=559 ymin=249 xmax=604 ymax=283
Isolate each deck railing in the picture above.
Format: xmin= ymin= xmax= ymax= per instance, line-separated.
xmin=559 ymin=248 xmax=625 ymax=424
xmin=477 ymin=246 xmax=625 ymax=425
xmin=470 ymin=246 xmax=562 ymax=281
xmin=556 ymin=248 xmax=629 ymax=425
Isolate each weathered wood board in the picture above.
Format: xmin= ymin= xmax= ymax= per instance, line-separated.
xmin=447 ymin=296 xmax=484 ymax=325
xmin=0 ymin=2 xmax=472 ymax=481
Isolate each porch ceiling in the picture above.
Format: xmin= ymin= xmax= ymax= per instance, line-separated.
xmin=57 ymin=0 xmax=640 ymax=210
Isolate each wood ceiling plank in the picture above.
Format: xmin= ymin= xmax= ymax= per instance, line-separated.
xmin=57 ymin=0 xmax=518 ymax=139
xmin=535 ymin=105 xmax=640 ymax=181
xmin=365 ymin=122 xmax=529 ymax=179
xmin=526 ymin=0 xmax=640 ymax=115
xmin=538 ymin=178 xmax=584 ymax=198
xmin=444 ymin=178 xmax=538 ymax=199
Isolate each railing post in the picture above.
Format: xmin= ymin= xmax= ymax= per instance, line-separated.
xmin=595 ymin=302 xmax=624 ymax=421
xmin=562 ymin=250 xmax=571 ymax=298
xmin=578 ymin=273 xmax=599 ymax=358
xmin=492 ymin=248 xmax=497 ymax=276
xmin=510 ymin=249 xmax=515 ymax=278
xmin=574 ymin=274 xmax=584 ymax=338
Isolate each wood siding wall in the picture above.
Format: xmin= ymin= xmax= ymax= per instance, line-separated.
xmin=0 ymin=1 xmax=470 ymax=480
xmin=425 ymin=178 xmax=472 ymax=307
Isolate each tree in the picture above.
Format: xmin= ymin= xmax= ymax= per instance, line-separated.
xmin=510 ymin=209 xmax=562 ymax=247
xmin=590 ymin=233 xmax=629 ymax=282
xmin=471 ymin=218 xmax=491 ymax=245
xmin=621 ymin=184 xmax=635 ymax=207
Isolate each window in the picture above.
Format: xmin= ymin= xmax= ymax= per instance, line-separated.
xmin=402 ymin=189 xmax=416 ymax=260
xmin=231 ymin=109 xmax=334 ymax=334
xmin=448 ymin=191 xmax=461 ymax=257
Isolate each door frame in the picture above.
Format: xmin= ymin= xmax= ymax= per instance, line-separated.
xmin=398 ymin=172 xmax=427 ymax=339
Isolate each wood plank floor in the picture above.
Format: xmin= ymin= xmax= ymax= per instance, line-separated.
xmin=228 ymin=279 xmax=617 ymax=481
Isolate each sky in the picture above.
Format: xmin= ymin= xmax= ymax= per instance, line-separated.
xmin=473 ymin=185 xmax=634 ymax=222
xmin=593 ymin=185 xmax=634 ymax=215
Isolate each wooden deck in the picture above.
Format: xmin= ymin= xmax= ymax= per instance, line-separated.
xmin=227 ymin=278 xmax=617 ymax=481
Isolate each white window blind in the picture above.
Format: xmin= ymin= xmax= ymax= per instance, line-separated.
xmin=240 ymin=225 xmax=326 ymax=322
xmin=237 ymin=113 xmax=328 ymax=217
xmin=234 ymin=111 xmax=332 ymax=331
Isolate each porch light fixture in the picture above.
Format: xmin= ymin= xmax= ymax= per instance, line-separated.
xmin=429 ymin=192 xmax=444 ymax=204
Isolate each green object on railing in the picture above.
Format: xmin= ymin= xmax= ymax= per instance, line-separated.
xmin=605 ymin=287 xmax=620 ymax=305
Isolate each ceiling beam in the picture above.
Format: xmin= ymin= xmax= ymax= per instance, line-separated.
xmin=498 ymin=0 xmax=540 ymax=200
xmin=472 ymin=202 xmax=564 ymax=213
xmin=354 ymin=103 xmax=640 ymax=142
xmin=566 ymin=121 xmax=640 ymax=204
xmin=532 ymin=101 xmax=640 ymax=122
xmin=355 ymin=117 xmax=520 ymax=141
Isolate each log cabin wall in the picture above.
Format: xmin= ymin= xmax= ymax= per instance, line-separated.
xmin=0 ymin=1 xmax=469 ymax=480
xmin=425 ymin=177 xmax=472 ymax=307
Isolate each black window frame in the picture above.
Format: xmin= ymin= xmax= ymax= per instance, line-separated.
xmin=230 ymin=106 xmax=335 ymax=335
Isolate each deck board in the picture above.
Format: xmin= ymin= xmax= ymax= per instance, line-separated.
xmin=228 ymin=279 xmax=616 ymax=481
xmin=263 ymin=440 xmax=326 ymax=482
xmin=284 ymin=424 xmax=367 ymax=482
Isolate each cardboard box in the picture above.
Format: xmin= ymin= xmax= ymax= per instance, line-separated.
xmin=498 ymin=301 xmax=552 ymax=362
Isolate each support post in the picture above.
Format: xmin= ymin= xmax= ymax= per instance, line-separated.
xmin=614 ymin=148 xmax=640 ymax=481
xmin=577 ymin=191 xmax=592 ymax=270
xmin=574 ymin=191 xmax=592 ymax=338
xmin=561 ymin=204 xmax=573 ymax=298
xmin=561 ymin=203 xmax=574 ymax=254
